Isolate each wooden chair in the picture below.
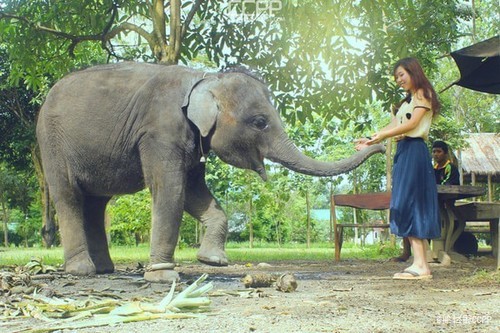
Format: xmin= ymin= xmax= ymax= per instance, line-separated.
xmin=331 ymin=192 xmax=391 ymax=261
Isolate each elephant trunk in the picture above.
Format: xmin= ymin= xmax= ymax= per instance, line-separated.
xmin=266 ymin=134 xmax=385 ymax=177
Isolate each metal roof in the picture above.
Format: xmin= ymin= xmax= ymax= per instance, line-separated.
xmin=460 ymin=133 xmax=500 ymax=176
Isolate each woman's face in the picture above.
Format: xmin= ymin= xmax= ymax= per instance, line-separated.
xmin=394 ymin=66 xmax=414 ymax=92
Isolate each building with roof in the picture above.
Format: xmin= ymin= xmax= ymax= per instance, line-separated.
xmin=458 ymin=133 xmax=500 ymax=201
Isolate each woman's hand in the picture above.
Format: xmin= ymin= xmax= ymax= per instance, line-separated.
xmin=368 ymin=131 xmax=387 ymax=144
xmin=355 ymin=130 xmax=391 ymax=150
xmin=354 ymin=137 xmax=371 ymax=151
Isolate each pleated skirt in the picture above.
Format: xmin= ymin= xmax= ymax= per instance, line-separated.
xmin=390 ymin=137 xmax=440 ymax=239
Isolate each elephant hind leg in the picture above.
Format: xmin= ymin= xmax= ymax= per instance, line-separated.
xmin=83 ymin=196 xmax=114 ymax=274
xmin=52 ymin=190 xmax=96 ymax=276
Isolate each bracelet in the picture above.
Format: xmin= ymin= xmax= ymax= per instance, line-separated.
xmin=365 ymin=136 xmax=372 ymax=140
xmin=146 ymin=262 xmax=176 ymax=271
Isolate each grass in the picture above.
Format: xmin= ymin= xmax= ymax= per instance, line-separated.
xmin=0 ymin=241 xmax=402 ymax=268
xmin=0 ymin=246 xmax=64 ymax=267
xmin=462 ymin=268 xmax=500 ymax=285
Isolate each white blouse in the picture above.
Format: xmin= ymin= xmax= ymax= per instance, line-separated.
xmin=395 ymin=93 xmax=433 ymax=140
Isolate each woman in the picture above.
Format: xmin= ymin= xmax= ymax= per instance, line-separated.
xmin=356 ymin=57 xmax=440 ymax=279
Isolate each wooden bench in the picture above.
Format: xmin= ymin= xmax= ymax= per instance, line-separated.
xmin=465 ymin=221 xmax=491 ymax=233
xmin=331 ymin=192 xmax=391 ymax=261
xmin=452 ymin=201 xmax=500 ymax=268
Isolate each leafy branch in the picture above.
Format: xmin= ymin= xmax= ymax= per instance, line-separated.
xmin=0 ymin=0 xmax=205 ymax=62
xmin=0 ymin=2 xmax=118 ymax=57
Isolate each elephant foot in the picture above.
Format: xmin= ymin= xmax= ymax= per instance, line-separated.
xmin=94 ymin=260 xmax=115 ymax=274
xmin=91 ymin=252 xmax=115 ymax=274
xmin=197 ymin=247 xmax=228 ymax=267
xmin=65 ymin=253 xmax=96 ymax=276
xmin=144 ymin=268 xmax=179 ymax=283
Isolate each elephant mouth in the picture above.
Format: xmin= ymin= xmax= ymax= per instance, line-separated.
xmin=255 ymin=165 xmax=267 ymax=181
xmin=252 ymin=154 xmax=267 ymax=181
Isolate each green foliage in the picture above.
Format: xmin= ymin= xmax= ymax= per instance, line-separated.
xmin=0 ymin=163 xmax=35 ymax=212
xmin=4 ymin=0 xmax=468 ymax=124
xmin=107 ymin=190 xmax=202 ymax=247
xmin=179 ymin=213 xmax=200 ymax=247
xmin=9 ymin=202 xmax=43 ymax=247
xmin=0 ymin=162 xmax=39 ymax=246
xmin=0 ymin=1 xmax=207 ymax=93
xmin=107 ymin=190 xmax=152 ymax=246
xmin=0 ymin=0 xmax=497 ymax=248
xmin=1 ymin=0 xmax=120 ymax=93
xmin=0 ymin=47 xmax=39 ymax=171
xmin=202 ymin=0 xmax=465 ymax=126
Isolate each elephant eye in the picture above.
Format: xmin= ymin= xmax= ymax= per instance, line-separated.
xmin=251 ymin=116 xmax=269 ymax=130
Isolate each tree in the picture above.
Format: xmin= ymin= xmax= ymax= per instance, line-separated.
xmin=1 ymin=1 xmax=470 ymax=120
xmin=0 ymin=46 xmax=43 ymax=246
xmin=199 ymin=0 xmax=467 ymax=125
xmin=0 ymin=163 xmax=35 ymax=246
xmin=0 ymin=46 xmax=58 ymax=247
xmin=0 ymin=1 xmax=205 ymax=89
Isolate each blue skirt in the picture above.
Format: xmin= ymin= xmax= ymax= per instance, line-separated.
xmin=390 ymin=138 xmax=440 ymax=239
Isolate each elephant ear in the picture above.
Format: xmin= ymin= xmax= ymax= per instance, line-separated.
xmin=183 ymin=78 xmax=220 ymax=137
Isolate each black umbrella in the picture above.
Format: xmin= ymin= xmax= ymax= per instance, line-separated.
xmin=446 ymin=35 xmax=500 ymax=94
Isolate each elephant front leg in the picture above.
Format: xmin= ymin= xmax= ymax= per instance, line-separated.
xmin=185 ymin=165 xmax=228 ymax=267
xmin=144 ymin=171 xmax=185 ymax=283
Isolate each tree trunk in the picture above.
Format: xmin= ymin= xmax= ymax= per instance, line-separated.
xmin=353 ymin=207 xmax=359 ymax=245
xmin=151 ymin=0 xmax=182 ymax=65
xmin=329 ymin=181 xmax=334 ymax=243
xmin=2 ymin=200 xmax=9 ymax=247
xmin=306 ymin=190 xmax=311 ymax=249
xmin=32 ymin=145 xmax=57 ymax=248
xmin=151 ymin=0 xmax=168 ymax=62
xmin=195 ymin=219 xmax=199 ymax=245
xmin=249 ymin=198 xmax=253 ymax=249
xmin=385 ymin=128 xmax=395 ymax=246
xmin=276 ymin=219 xmax=281 ymax=246
xmin=167 ymin=0 xmax=182 ymax=64
xmin=353 ymin=171 xmax=359 ymax=245
xmin=198 ymin=221 xmax=205 ymax=246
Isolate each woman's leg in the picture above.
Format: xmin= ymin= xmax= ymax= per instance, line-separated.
xmin=394 ymin=237 xmax=432 ymax=277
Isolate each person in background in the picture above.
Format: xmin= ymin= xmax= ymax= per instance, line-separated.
xmin=393 ymin=140 xmax=460 ymax=262
xmin=432 ymin=140 xmax=460 ymax=186
xmin=356 ymin=57 xmax=440 ymax=279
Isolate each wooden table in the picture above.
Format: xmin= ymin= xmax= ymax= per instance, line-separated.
xmin=331 ymin=186 xmax=493 ymax=264
xmin=433 ymin=185 xmax=487 ymax=263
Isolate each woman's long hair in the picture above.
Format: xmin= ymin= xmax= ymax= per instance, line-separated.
xmin=392 ymin=57 xmax=441 ymax=116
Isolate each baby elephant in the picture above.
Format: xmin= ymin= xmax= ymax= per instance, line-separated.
xmin=36 ymin=63 xmax=384 ymax=282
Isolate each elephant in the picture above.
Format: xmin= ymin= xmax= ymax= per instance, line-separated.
xmin=36 ymin=62 xmax=385 ymax=282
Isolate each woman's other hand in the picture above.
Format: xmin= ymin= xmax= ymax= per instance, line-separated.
xmin=394 ymin=134 xmax=406 ymax=141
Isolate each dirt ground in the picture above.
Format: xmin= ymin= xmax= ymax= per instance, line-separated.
xmin=1 ymin=256 xmax=499 ymax=333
